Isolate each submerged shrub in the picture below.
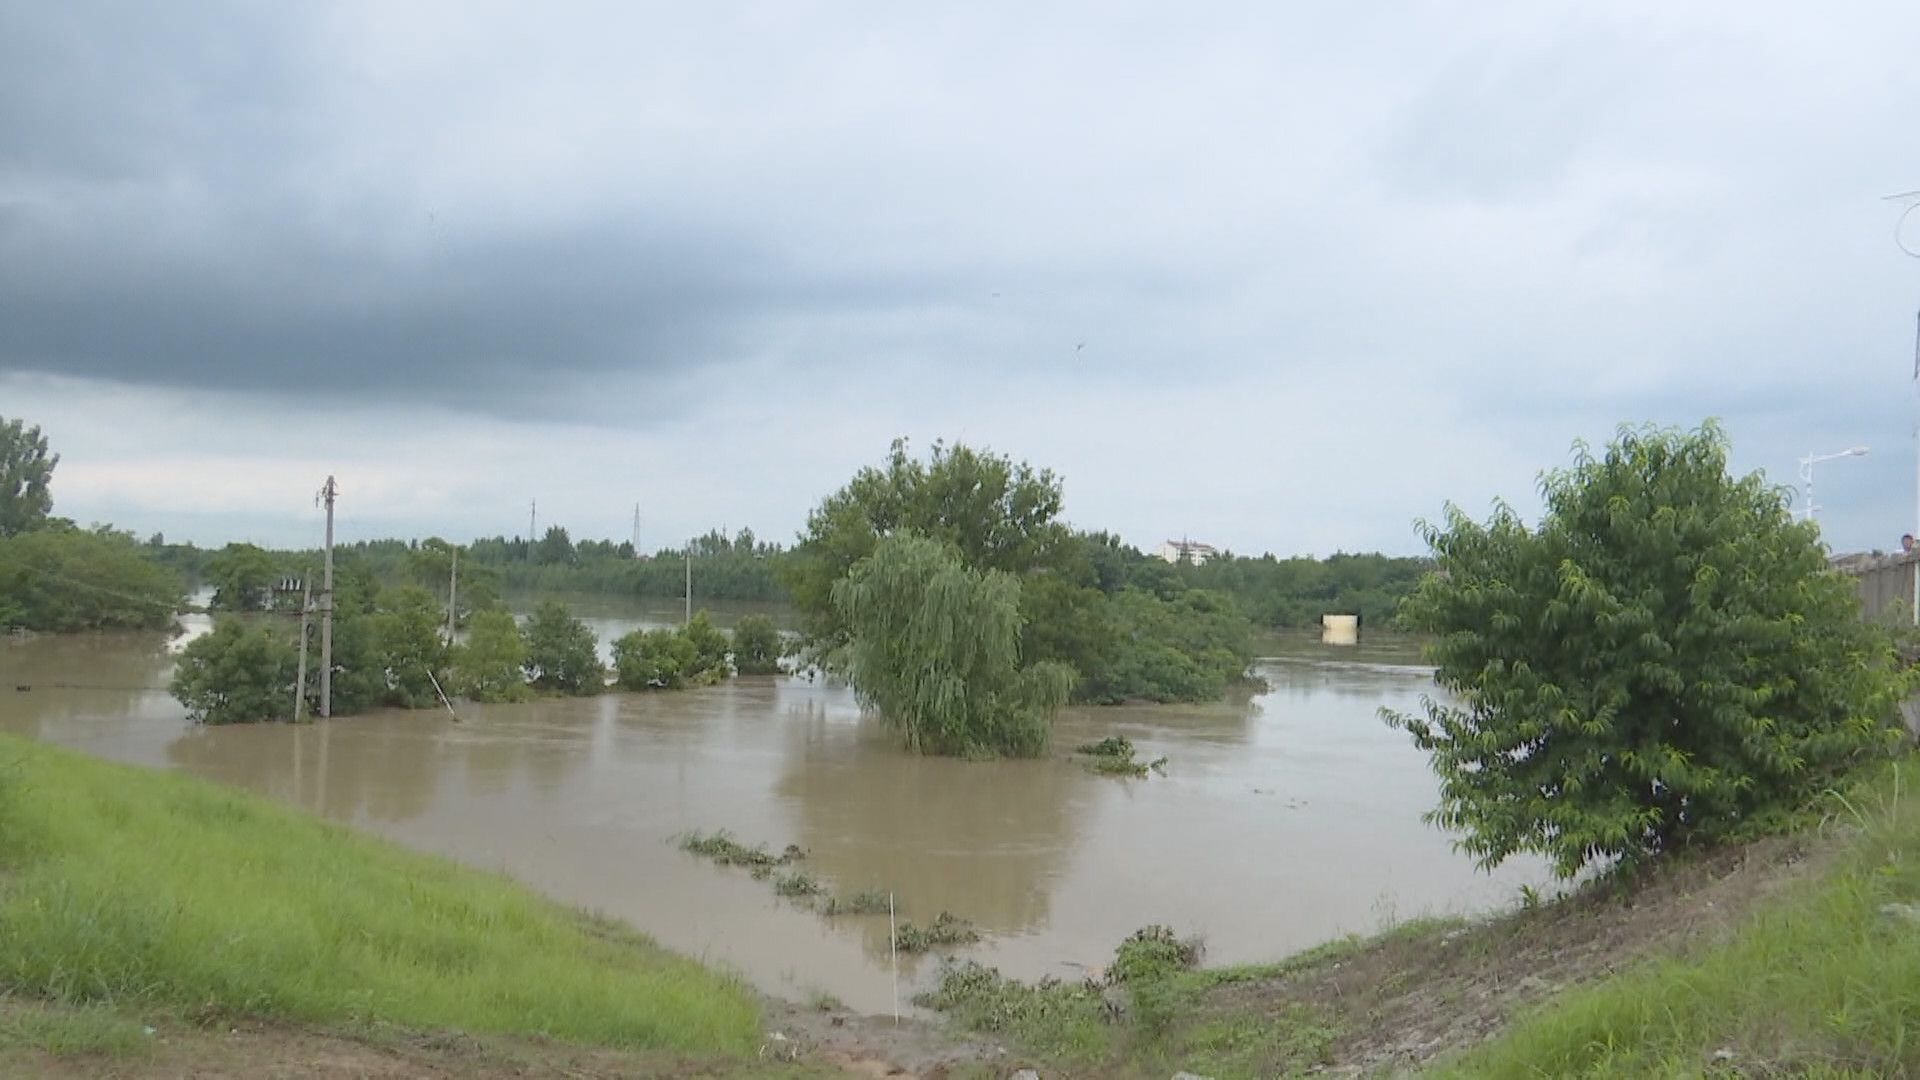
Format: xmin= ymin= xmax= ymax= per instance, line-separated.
xmin=730 ymin=614 xmax=784 ymax=675
xmin=1389 ymin=423 xmax=1906 ymax=878
xmin=170 ymin=622 xmax=299 ymax=725
xmin=521 ymin=602 xmax=603 ymax=695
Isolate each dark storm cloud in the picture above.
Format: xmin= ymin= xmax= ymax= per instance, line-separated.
xmin=0 ymin=3 xmax=1018 ymax=412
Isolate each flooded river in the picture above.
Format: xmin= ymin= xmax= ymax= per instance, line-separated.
xmin=0 ymin=604 xmax=1543 ymax=1015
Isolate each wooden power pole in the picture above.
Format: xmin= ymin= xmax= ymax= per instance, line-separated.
xmin=684 ymin=541 xmax=692 ymax=625
xmin=319 ymin=475 xmax=336 ymax=719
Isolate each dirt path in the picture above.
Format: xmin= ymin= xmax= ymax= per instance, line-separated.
xmin=1211 ymin=829 xmax=1842 ymax=1075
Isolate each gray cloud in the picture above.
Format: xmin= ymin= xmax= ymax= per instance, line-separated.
xmin=6 ymin=2 xmax=1920 ymax=555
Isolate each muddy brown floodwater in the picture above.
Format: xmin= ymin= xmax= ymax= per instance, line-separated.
xmin=0 ymin=604 xmax=1546 ymax=1016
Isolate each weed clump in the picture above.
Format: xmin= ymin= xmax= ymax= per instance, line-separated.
xmin=773 ymin=871 xmax=824 ymax=898
xmin=894 ymin=911 xmax=982 ymax=953
xmin=1109 ymin=924 xmax=1204 ymax=984
xmin=820 ymin=889 xmax=891 ymax=916
xmin=678 ymin=831 xmax=805 ymax=877
xmin=1074 ymin=736 xmax=1167 ymax=778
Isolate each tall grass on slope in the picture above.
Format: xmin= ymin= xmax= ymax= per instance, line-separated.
xmin=1443 ymin=762 xmax=1920 ymax=1078
xmin=0 ymin=735 xmax=760 ymax=1053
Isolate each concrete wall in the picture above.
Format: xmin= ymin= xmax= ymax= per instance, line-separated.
xmin=1833 ymin=552 xmax=1919 ymax=624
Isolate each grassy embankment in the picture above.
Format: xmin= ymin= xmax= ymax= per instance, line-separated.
xmin=0 ymin=734 xmax=774 ymax=1072
xmin=926 ymin=757 xmax=1920 ymax=1078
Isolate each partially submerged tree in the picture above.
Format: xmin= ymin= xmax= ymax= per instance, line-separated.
xmin=521 ymin=601 xmax=603 ymax=695
xmin=451 ymin=610 xmax=531 ymax=703
xmin=372 ymin=585 xmax=450 ymax=707
xmin=785 ymin=439 xmax=1071 ymax=656
xmin=833 ymin=534 xmax=1073 ymax=758
xmin=730 ymin=614 xmax=784 ymax=675
xmin=1389 ymin=423 xmax=1904 ymax=878
xmin=172 ymin=622 xmax=299 ymax=725
xmin=0 ymin=527 xmax=183 ymax=632
xmin=206 ymin=543 xmax=282 ymax=611
xmin=611 ymin=611 xmax=732 ymax=690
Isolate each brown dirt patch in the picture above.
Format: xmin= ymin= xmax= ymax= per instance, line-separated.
xmin=1208 ymin=829 xmax=1845 ymax=1075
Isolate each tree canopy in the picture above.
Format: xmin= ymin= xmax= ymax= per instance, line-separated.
xmin=785 ymin=439 xmax=1071 ymax=653
xmin=0 ymin=416 xmax=57 ymax=539
xmin=1388 ymin=423 xmax=1903 ymax=878
xmin=0 ymin=526 xmax=184 ymax=632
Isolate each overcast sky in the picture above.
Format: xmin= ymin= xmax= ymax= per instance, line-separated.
xmin=4 ymin=2 xmax=1919 ymax=557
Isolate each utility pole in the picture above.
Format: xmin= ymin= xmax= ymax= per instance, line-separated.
xmin=632 ymin=503 xmax=641 ymax=557
xmin=319 ymin=475 xmax=336 ymax=719
xmin=446 ymin=547 xmax=459 ymax=647
xmin=528 ymin=499 xmax=537 ymax=562
xmin=294 ymin=580 xmax=311 ymax=722
xmin=684 ymin=540 xmax=693 ymax=625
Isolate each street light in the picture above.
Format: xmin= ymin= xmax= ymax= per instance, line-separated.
xmin=1799 ymin=446 xmax=1869 ymax=522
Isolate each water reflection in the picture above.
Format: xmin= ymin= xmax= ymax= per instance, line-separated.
xmin=777 ymin=727 xmax=1091 ymax=960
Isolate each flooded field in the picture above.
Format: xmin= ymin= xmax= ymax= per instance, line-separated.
xmin=0 ymin=606 xmax=1544 ymax=1015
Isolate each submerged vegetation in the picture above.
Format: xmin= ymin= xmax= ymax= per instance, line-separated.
xmin=0 ymin=735 xmax=761 ymax=1054
xmin=1075 ymin=736 xmax=1168 ymax=777
xmin=892 ymin=912 xmax=984 ymax=954
xmin=677 ymin=830 xmax=978 ymax=953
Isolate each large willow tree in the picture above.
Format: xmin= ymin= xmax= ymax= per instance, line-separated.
xmin=1389 ymin=423 xmax=1902 ymax=878
xmin=833 ymin=534 xmax=1073 ymax=758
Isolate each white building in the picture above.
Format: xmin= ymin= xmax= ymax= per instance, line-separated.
xmin=1156 ymin=539 xmax=1219 ymax=565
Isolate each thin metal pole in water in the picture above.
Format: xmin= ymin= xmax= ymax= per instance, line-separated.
xmin=889 ymin=891 xmax=899 ymax=1026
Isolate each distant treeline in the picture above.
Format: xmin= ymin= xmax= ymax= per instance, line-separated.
xmin=139 ymin=529 xmax=1427 ymax=630
xmin=1172 ymin=552 xmax=1433 ymax=629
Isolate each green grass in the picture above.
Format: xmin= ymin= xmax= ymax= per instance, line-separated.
xmin=0 ymin=998 xmax=152 ymax=1057
xmin=0 ymin=734 xmax=762 ymax=1054
xmin=1443 ymin=763 xmax=1920 ymax=1077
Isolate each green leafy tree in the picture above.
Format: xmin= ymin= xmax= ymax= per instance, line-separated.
xmin=206 ymin=543 xmax=281 ymax=611
xmin=611 ymin=612 xmax=734 ymax=690
xmin=536 ymin=525 xmax=576 ymax=567
xmin=521 ymin=601 xmax=603 ymax=695
xmin=451 ymin=609 xmax=531 ymax=702
xmin=0 ymin=415 xmax=57 ymax=538
xmin=372 ymin=586 xmax=449 ymax=707
xmin=303 ymin=607 xmax=383 ymax=717
xmin=171 ymin=621 xmax=299 ymax=725
xmin=612 ymin=628 xmax=699 ymax=689
xmin=786 ymin=439 xmax=1071 ymax=655
xmin=731 ymin=614 xmax=784 ymax=675
xmin=832 ymin=534 xmax=1073 ymax=758
xmin=683 ymin=610 xmax=731 ymax=678
xmin=0 ymin=528 xmax=183 ymax=631
xmin=1388 ymin=423 xmax=1903 ymax=878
